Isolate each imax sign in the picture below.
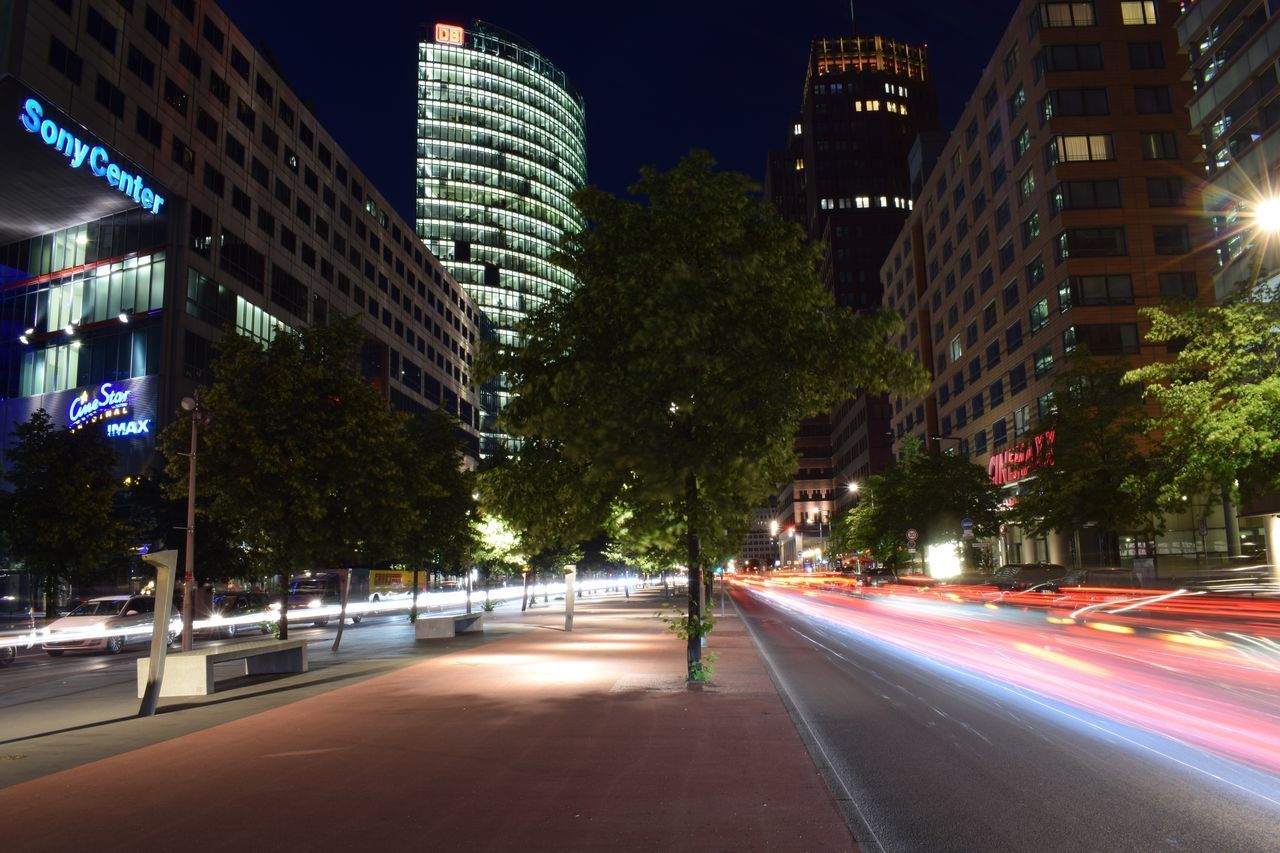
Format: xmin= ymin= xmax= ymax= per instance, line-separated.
xmin=19 ymin=98 xmax=166 ymax=214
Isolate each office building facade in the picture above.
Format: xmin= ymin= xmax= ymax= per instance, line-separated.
xmin=1175 ymin=0 xmax=1280 ymax=571
xmin=763 ymin=34 xmax=938 ymax=564
xmin=416 ymin=21 xmax=587 ymax=455
xmin=882 ymin=0 xmax=1233 ymax=570
xmin=0 ymin=0 xmax=482 ymax=476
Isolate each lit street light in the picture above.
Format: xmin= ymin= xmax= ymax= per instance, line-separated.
xmin=1254 ymin=197 xmax=1280 ymax=233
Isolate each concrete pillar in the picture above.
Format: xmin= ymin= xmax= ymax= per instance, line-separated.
xmin=1267 ymin=514 xmax=1280 ymax=582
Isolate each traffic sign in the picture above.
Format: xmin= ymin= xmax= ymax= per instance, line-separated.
xmin=961 ymin=517 xmax=974 ymax=540
xmin=906 ymin=528 xmax=918 ymax=543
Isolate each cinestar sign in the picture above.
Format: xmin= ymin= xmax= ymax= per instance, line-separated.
xmin=68 ymin=382 xmax=131 ymax=430
xmin=19 ymin=98 xmax=166 ymax=214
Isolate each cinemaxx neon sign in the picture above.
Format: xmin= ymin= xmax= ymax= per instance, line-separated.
xmin=19 ymin=98 xmax=166 ymax=215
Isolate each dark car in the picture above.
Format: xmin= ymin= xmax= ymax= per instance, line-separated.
xmin=202 ymin=592 xmax=276 ymax=639
xmin=991 ymin=562 xmax=1077 ymax=592
xmin=852 ymin=565 xmax=898 ymax=587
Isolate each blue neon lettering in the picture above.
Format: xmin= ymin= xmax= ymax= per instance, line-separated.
xmin=106 ymin=419 xmax=150 ymax=438
xmin=18 ymin=97 xmax=167 ymax=216
xmin=55 ymin=127 xmax=74 ymax=158
xmin=68 ymin=382 xmax=131 ymax=427
xmin=89 ymin=146 xmax=108 ymax=176
xmin=20 ymin=98 xmax=41 ymax=132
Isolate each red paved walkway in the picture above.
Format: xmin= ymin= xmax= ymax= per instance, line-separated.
xmin=0 ymin=589 xmax=854 ymax=852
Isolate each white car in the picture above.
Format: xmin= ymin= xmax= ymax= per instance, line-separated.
xmin=43 ymin=595 xmax=181 ymax=655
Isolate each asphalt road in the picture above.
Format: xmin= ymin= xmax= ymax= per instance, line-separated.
xmin=732 ymin=584 xmax=1280 ymax=853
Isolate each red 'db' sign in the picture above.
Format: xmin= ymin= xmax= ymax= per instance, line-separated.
xmin=434 ymin=23 xmax=464 ymax=45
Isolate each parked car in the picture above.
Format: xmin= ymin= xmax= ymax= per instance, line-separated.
xmin=991 ymin=563 xmax=1076 ymax=592
xmin=42 ymin=595 xmax=182 ymax=655
xmin=201 ymin=592 xmax=276 ymax=639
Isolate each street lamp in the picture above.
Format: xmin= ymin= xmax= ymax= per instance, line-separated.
xmin=848 ymin=481 xmax=859 ymax=495
xmin=929 ymin=434 xmax=962 ymax=455
xmin=178 ymin=393 xmax=208 ymax=652
xmin=1254 ymin=197 xmax=1280 ymax=233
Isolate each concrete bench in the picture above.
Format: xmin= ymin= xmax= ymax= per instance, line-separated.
xmin=414 ymin=612 xmax=485 ymax=640
xmin=136 ymin=638 xmax=308 ymax=697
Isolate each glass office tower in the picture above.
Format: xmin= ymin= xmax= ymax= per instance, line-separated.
xmin=416 ymin=21 xmax=587 ymax=454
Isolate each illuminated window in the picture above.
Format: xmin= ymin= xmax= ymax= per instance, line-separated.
xmin=795 ymin=159 xmax=804 ymax=171
xmin=855 ymin=101 xmax=863 ymax=112
xmin=1048 ymin=134 xmax=1113 ymax=165
xmin=793 ymin=123 xmax=802 ymax=135
xmin=1120 ymin=1 xmax=1156 ymax=24
xmin=949 ymin=336 xmax=962 ymax=363
xmin=869 ymin=100 xmax=880 ymax=111
xmin=856 ymin=196 xmax=870 ymax=208
xmin=1019 ymin=168 xmax=1036 ymax=202
xmin=887 ymin=102 xmax=898 ymax=113
xmin=900 ymin=103 xmax=908 ymax=116
xmin=1037 ymin=2 xmax=1096 ymax=28
xmin=1015 ymin=126 xmax=1032 ymax=158
xmin=879 ymin=196 xmax=889 ymax=207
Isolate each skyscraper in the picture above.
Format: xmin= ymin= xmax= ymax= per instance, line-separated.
xmin=0 ymin=0 xmax=482 ymax=473
xmin=764 ymin=34 xmax=939 ymax=562
xmin=883 ymin=0 xmax=1216 ymax=569
xmin=416 ymin=21 xmax=587 ymax=455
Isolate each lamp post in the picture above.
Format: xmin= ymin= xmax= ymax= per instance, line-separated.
xmin=769 ymin=518 xmax=779 ymax=569
xmin=929 ymin=434 xmax=963 ymax=455
xmin=178 ymin=393 xmax=206 ymax=652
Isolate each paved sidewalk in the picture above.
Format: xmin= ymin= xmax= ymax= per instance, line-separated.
xmin=0 ymin=588 xmax=855 ymax=852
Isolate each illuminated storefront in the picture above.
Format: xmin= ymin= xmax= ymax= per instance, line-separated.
xmin=0 ymin=1 xmax=482 ymax=485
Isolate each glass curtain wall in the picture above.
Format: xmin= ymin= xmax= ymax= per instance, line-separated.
xmin=416 ymin=22 xmax=586 ymax=454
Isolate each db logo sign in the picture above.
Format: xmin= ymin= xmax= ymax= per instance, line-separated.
xmin=434 ymin=23 xmax=464 ymax=45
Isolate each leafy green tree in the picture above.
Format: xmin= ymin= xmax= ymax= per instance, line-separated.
xmin=482 ymin=151 xmax=925 ymax=678
xmin=159 ymin=318 xmax=412 ymax=638
xmin=396 ymin=409 xmax=476 ymax=573
xmin=832 ymin=438 xmax=1002 ymax=571
xmin=2 ymin=409 xmax=125 ymax=613
xmin=391 ymin=408 xmax=476 ymax=618
xmin=1010 ymin=358 xmax=1162 ymax=564
xmin=1127 ymin=295 xmax=1280 ymax=510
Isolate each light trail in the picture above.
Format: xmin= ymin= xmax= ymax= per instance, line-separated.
xmin=0 ymin=577 xmax=645 ymax=654
xmin=731 ymin=573 xmax=1280 ymax=798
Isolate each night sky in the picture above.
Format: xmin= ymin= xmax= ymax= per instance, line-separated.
xmin=218 ymin=0 xmax=1021 ymax=223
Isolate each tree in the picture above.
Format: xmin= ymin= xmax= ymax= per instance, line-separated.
xmin=1126 ymin=295 xmax=1280 ymax=511
xmin=832 ymin=437 xmax=1002 ymax=572
xmin=2 ymin=409 xmax=125 ymax=613
xmin=159 ymin=318 xmax=412 ymax=638
xmin=1010 ymin=357 xmax=1162 ymax=564
xmin=482 ymin=151 xmax=925 ymax=678
xmin=396 ymin=410 xmax=476 ymax=573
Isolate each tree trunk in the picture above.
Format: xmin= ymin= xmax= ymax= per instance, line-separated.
xmin=686 ymin=472 xmax=703 ymax=680
xmin=277 ymin=584 xmax=289 ymax=640
xmin=411 ymin=567 xmax=421 ymax=621
xmin=332 ymin=566 xmax=351 ymax=652
xmin=521 ymin=570 xmax=530 ymax=611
